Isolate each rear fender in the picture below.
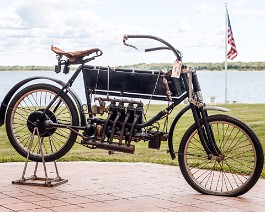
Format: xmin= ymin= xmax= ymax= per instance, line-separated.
xmin=0 ymin=76 xmax=86 ymax=127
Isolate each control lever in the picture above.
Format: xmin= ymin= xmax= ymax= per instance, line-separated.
xmin=123 ymin=35 xmax=138 ymax=50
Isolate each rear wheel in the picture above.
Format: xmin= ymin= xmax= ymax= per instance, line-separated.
xmin=178 ymin=114 xmax=264 ymax=196
xmin=6 ymin=83 xmax=79 ymax=162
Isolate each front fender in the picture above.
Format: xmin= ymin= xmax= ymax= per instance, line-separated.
xmin=204 ymin=106 xmax=230 ymax=112
xmin=168 ymin=105 xmax=191 ymax=160
xmin=167 ymin=104 xmax=229 ymax=160
xmin=0 ymin=76 xmax=86 ymax=127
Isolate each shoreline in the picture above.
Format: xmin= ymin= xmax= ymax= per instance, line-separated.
xmin=1 ymin=69 xmax=265 ymax=72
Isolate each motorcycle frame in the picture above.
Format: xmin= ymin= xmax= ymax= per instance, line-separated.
xmin=0 ymin=34 xmax=228 ymax=159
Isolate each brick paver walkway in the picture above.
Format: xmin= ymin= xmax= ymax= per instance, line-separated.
xmin=0 ymin=162 xmax=265 ymax=211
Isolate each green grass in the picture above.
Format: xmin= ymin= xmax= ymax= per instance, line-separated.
xmin=1 ymin=103 xmax=265 ymax=177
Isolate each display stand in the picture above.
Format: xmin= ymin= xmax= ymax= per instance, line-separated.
xmin=12 ymin=127 xmax=68 ymax=187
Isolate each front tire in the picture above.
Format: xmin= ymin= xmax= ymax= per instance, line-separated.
xmin=6 ymin=83 xmax=79 ymax=162
xmin=178 ymin=114 xmax=264 ymax=196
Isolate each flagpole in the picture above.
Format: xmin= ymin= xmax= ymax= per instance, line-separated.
xmin=225 ymin=3 xmax=228 ymax=104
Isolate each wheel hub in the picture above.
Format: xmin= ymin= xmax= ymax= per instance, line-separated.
xmin=208 ymin=154 xmax=225 ymax=163
xmin=27 ymin=109 xmax=57 ymax=137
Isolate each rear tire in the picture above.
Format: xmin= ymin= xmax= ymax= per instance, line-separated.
xmin=178 ymin=114 xmax=264 ymax=196
xmin=6 ymin=83 xmax=79 ymax=162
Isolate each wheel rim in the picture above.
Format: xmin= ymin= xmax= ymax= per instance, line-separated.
xmin=184 ymin=120 xmax=256 ymax=195
xmin=10 ymin=89 xmax=73 ymax=157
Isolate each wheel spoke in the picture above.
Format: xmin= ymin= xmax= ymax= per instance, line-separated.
xmin=29 ymin=94 xmax=39 ymax=110
xmin=49 ymin=136 xmax=58 ymax=153
xmin=50 ymin=135 xmax=61 ymax=148
xmin=21 ymin=99 xmax=34 ymax=112
xmin=19 ymin=134 xmax=32 ymax=147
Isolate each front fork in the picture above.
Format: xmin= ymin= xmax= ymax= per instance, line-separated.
xmin=191 ymin=104 xmax=221 ymax=157
xmin=183 ymin=69 xmax=221 ymax=157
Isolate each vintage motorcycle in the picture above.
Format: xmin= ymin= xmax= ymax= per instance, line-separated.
xmin=0 ymin=35 xmax=263 ymax=196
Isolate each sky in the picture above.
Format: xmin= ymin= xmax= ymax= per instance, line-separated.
xmin=0 ymin=0 xmax=264 ymax=66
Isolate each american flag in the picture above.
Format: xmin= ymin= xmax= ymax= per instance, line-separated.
xmin=227 ymin=10 xmax=238 ymax=60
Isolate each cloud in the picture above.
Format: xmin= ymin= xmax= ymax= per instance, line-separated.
xmin=0 ymin=4 xmax=22 ymax=28
xmin=0 ymin=2 xmax=110 ymax=49
xmin=183 ymin=31 xmax=223 ymax=49
xmin=178 ymin=21 xmax=191 ymax=33
xmin=234 ymin=7 xmax=265 ymax=16
xmin=233 ymin=0 xmax=265 ymax=16
xmin=234 ymin=0 xmax=250 ymax=6
xmin=0 ymin=0 xmax=156 ymax=65
xmin=196 ymin=2 xmax=218 ymax=14
xmin=215 ymin=27 xmax=224 ymax=36
xmin=196 ymin=2 xmax=208 ymax=13
xmin=2 ymin=0 xmax=252 ymax=65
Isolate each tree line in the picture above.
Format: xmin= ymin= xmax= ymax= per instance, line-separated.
xmin=1 ymin=62 xmax=265 ymax=71
xmin=121 ymin=62 xmax=265 ymax=71
xmin=0 ymin=65 xmax=54 ymax=71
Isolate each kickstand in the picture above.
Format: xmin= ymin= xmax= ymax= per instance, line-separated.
xmin=12 ymin=127 xmax=68 ymax=187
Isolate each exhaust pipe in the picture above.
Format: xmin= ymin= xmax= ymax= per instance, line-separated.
xmin=81 ymin=140 xmax=135 ymax=154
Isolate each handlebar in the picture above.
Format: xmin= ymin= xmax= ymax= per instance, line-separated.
xmin=123 ymin=34 xmax=182 ymax=61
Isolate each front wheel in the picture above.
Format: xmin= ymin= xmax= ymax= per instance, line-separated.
xmin=6 ymin=83 xmax=79 ymax=162
xmin=178 ymin=114 xmax=264 ymax=196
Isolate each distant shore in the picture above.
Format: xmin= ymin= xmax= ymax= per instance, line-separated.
xmin=1 ymin=61 xmax=265 ymax=71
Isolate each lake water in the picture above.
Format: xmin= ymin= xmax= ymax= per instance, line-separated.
xmin=0 ymin=70 xmax=265 ymax=104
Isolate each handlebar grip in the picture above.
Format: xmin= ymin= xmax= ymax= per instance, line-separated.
xmin=124 ymin=34 xmax=157 ymax=40
xmin=145 ymin=47 xmax=171 ymax=52
xmin=124 ymin=34 xmax=139 ymax=39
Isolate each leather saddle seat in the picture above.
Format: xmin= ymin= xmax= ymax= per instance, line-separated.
xmin=51 ymin=45 xmax=100 ymax=62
